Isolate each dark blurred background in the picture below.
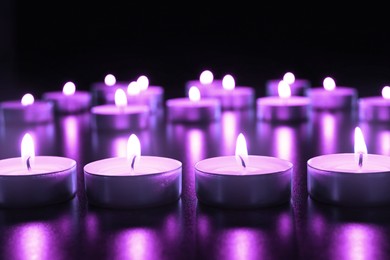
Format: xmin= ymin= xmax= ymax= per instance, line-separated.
xmin=1 ymin=2 xmax=390 ymax=100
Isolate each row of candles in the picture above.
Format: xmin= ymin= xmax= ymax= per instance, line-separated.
xmin=0 ymin=71 xmax=390 ymax=210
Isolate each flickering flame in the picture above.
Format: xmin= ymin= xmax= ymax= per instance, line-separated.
xmin=127 ymin=134 xmax=141 ymax=170
xmin=323 ymin=77 xmax=336 ymax=91
xmin=200 ymin=70 xmax=214 ymax=84
xmin=115 ymin=88 xmax=127 ymax=108
xmin=278 ymin=80 xmax=291 ymax=98
xmin=283 ymin=72 xmax=295 ymax=85
xmin=21 ymin=133 xmax=35 ymax=171
xmin=235 ymin=133 xmax=248 ymax=169
xmin=137 ymin=75 xmax=149 ymax=91
xmin=104 ymin=74 xmax=116 ymax=86
xmin=382 ymin=86 xmax=390 ymax=99
xmin=189 ymin=86 xmax=201 ymax=101
xmin=354 ymin=126 xmax=367 ymax=168
xmin=127 ymin=81 xmax=141 ymax=96
xmin=21 ymin=93 xmax=35 ymax=106
xmin=63 ymin=81 xmax=76 ymax=96
xmin=222 ymin=74 xmax=235 ymax=90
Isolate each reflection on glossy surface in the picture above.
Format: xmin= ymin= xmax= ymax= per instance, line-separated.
xmin=196 ymin=203 xmax=297 ymax=259
xmin=311 ymin=110 xmax=356 ymax=155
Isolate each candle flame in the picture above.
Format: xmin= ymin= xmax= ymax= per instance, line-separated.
xmin=104 ymin=74 xmax=116 ymax=86
xmin=323 ymin=77 xmax=336 ymax=91
xmin=127 ymin=81 xmax=141 ymax=96
xmin=21 ymin=93 xmax=35 ymax=106
xmin=199 ymin=70 xmax=214 ymax=84
xmin=283 ymin=72 xmax=295 ymax=85
xmin=63 ymin=81 xmax=76 ymax=96
xmin=189 ymin=86 xmax=201 ymax=101
xmin=354 ymin=126 xmax=367 ymax=168
xmin=382 ymin=86 xmax=390 ymax=99
xmin=115 ymin=88 xmax=128 ymax=108
xmin=235 ymin=133 xmax=248 ymax=169
xmin=137 ymin=75 xmax=149 ymax=91
xmin=21 ymin=133 xmax=35 ymax=171
xmin=222 ymin=74 xmax=235 ymax=90
xmin=127 ymin=134 xmax=141 ymax=170
xmin=278 ymin=80 xmax=291 ymax=98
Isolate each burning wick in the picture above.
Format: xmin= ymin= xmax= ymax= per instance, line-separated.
xmin=130 ymin=156 xmax=137 ymax=170
xmin=26 ymin=156 xmax=32 ymax=171
xmin=238 ymin=155 xmax=247 ymax=168
xmin=358 ymin=153 xmax=363 ymax=168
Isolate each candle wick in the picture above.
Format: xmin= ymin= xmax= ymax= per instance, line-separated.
xmin=239 ymin=155 xmax=247 ymax=168
xmin=358 ymin=153 xmax=363 ymax=168
xmin=131 ymin=155 xmax=137 ymax=170
xmin=26 ymin=156 xmax=31 ymax=171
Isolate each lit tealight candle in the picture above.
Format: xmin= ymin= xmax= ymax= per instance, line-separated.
xmin=0 ymin=133 xmax=77 ymax=208
xmin=166 ymin=86 xmax=221 ymax=123
xmin=308 ymin=126 xmax=390 ymax=207
xmin=90 ymin=73 xmax=122 ymax=106
xmin=185 ymin=69 xmax=223 ymax=98
xmin=0 ymin=93 xmax=54 ymax=125
xmin=42 ymin=81 xmax=92 ymax=114
xmin=306 ymin=76 xmax=358 ymax=110
xmin=358 ymin=86 xmax=390 ymax=122
xmin=257 ymin=80 xmax=311 ymax=121
xmin=266 ymin=72 xmax=311 ymax=96
xmin=136 ymin=75 xmax=165 ymax=111
xmin=207 ymin=74 xmax=255 ymax=110
xmin=195 ymin=133 xmax=293 ymax=209
xmin=84 ymin=133 xmax=182 ymax=208
xmin=90 ymin=88 xmax=150 ymax=131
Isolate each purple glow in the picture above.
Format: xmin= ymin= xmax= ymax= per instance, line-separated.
xmin=219 ymin=229 xmax=262 ymax=260
xmin=113 ymin=229 xmax=157 ymax=260
xmin=200 ymin=70 xmax=213 ymax=84
xmin=189 ymin=86 xmax=201 ymax=101
xmin=221 ymin=112 xmax=238 ymax=155
xmin=382 ymin=86 xmax=390 ymax=99
xmin=323 ymin=77 xmax=336 ymax=91
xmin=162 ymin=214 xmax=181 ymax=242
xmin=104 ymin=74 xmax=116 ymax=86
xmin=62 ymin=116 xmax=79 ymax=159
xmin=283 ymin=72 xmax=295 ymax=85
xmin=332 ymin=224 xmax=381 ymax=260
xmin=277 ymin=212 xmax=293 ymax=241
xmin=86 ymin=214 xmax=99 ymax=241
xmin=318 ymin=112 xmax=337 ymax=154
xmin=111 ymin=135 xmax=128 ymax=157
xmin=63 ymin=81 xmax=76 ymax=96
xmin=378 ymin=130 xmax=390 ymax=155
xmin=9 ymin=223 xmax=58 ymax=260
xmin=274 ymin=126 xmax=294 ymax=161
xmin=186 ymin=128 xmax=205 ymax=164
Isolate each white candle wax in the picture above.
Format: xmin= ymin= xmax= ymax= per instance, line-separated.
xmin=195 ymin=155 xmax=293 ymax=209
xmin=84 ymin=156 xmax=182 ymax=208
xmin=90 ymin=104 xmax=150 ymax=131
xmin=256 ymin=96 xmax=311 ymax=121
xmin=0 ymin=100 xmax=54 ymax=125
xmin=166 ymin=97 xmax=221 ymax=123
xmin=307 ymin=153 xmax=390 ymax=206
xmin=0 ymin=156 xmax=77 ymax=208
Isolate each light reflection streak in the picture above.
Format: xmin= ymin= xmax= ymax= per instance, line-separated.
xmin=113 ymin=229 xmax=157 ymax=260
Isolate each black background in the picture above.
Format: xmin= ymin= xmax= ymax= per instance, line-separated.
xmin=2 ymin=3 xmax=390 ymax=100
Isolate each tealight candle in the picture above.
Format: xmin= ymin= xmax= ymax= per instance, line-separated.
xmin=90 ymin=88 xmax=150 ymax=131
xmin=0 ymin=133 xmax=77 ymax=208
xmin=307 ymin=127 xmax=390 ymax=207
xmin=306 ymin=76 xmax=358 ymax=110
xmin=207 ymin=74 xmax=255 ymax=110
xmin=166 ymin=86 xmax=221 ymax=123
xmin=257 ymin=80 xmax=311 ymax=121
xmin=90 ymin=73 xmax=122 ymax=106
xmin=0 ymin=93 xmax=54 ymax=125
xmin=185 ymin=70 xmax=223 ymax=98
xmin=358 ymin=86 xmax=390 ymax=122
xmin=136 ymin=75 xmax=165 ymax=111
xmin=84 ymin=133 xmax=182 ymax=208
xmin=42 ymin=81 xmax=92 ymax=114
xmin=266 ymin=72 xmax=311 ymax=96
xmin=195 ymin=133 xmax=293 ymax=209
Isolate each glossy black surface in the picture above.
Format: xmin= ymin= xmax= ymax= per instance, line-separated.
xmin=1 ymin=104 xmax=390 ymax=260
